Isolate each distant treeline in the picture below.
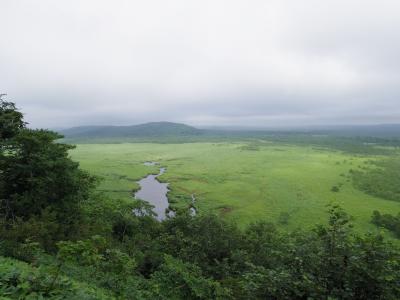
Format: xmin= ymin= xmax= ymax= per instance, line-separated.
xmin=352 ymin=158 xmax=400 ymax=202
xmin=372 ymin=210 xmax=400 ymax=238
xmin=61 ymin=123 xmax=400 ymax=155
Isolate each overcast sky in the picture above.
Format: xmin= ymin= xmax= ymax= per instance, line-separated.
xmin=1 ymin=0 xmax=399 ymax=128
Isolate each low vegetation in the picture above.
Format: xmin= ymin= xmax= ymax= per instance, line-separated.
xmin=71 ymin=142 xmax=400 ymax=232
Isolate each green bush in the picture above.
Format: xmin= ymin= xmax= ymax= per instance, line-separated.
xmin=0 ymin=256 xmax=113 ymax=299
xmin=352 ymin=159 xmax=400 ymax=202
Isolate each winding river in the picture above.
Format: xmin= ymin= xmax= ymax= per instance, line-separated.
xmin=134 ymin=165 xmax=170 ymax=220
xmin=134 ymin=162 xmax=196 ymax=220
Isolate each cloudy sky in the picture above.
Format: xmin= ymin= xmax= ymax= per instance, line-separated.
xmin=1 ymin=0 xmax=399 ymax=128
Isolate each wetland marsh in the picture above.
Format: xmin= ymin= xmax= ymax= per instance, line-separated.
xmin=71 ymin=142 xmax=400 ymax=232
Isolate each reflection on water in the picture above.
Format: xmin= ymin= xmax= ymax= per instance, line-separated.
xmin=190 ymin=194 xmax=197 ymax=216
xmin=135 ymin=164 xmax=170 ymax=220
xmin=135 ymin=162 xmax=195 ymax=220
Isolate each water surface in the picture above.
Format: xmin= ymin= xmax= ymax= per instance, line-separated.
xmin=135 ymin=166 xmax=170 ymax=220
xmin=190 ymin=194 xmax=197 ymax=216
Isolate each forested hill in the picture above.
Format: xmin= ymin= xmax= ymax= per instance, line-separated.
xmin=59 ymin=123 xmax=400 ymax=151
xmin=60 ymin=122 xmax=202 ymax=139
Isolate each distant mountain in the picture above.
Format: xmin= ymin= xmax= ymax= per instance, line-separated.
xmin=60 ymin=122 xmax=202 ymax=140
xmin=59 ymin=122 xmax=400 ymax=143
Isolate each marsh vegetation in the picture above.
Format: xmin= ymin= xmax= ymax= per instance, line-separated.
xmin=71 ymin=142 xmax=400 ymax=233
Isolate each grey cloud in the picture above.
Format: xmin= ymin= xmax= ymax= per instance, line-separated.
xmin=0 ymin=0 xmax=399 ymax=128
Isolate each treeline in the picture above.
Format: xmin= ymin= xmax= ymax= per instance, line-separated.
xmin=263 ymin=134 xmax=400 ymax=155
xmin=61 ymin=123 xmax=400 ymax=156
xmin=1 ymin=98 xmax=400 ymax=299
xmin=352 ymin=158 xmax=400 ymax=202
xmin=372 ymin=210 xmax=400 ymax=238
xmin=3 ymin=203 xmax=400 ymax=299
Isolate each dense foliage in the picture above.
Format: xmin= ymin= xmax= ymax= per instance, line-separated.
xmin=0 ymin=97 xmax=96 ymax=254
xmin=371 ymin=210 xmax=400 ymax=238
xmin=0 ymin=95 xmax=25 ymax=141
xmin=1 ymin=98 xmax=400 ymax=299
xmin=2 ymin=205 xmax=400 ymax=299
xmin=0 ymin=256 xmax=113 ymax=299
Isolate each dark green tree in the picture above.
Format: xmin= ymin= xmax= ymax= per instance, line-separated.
xmin=0 ymin=97 xmax=96 ymax=248
xmin=148 ymin=255 xmax=229 ymax=299
xmin=0 ymin=94 xmax=25 ymax=141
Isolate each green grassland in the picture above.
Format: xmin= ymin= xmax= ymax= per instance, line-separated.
xmin=70 ymin=142 xmax=400 ymax=232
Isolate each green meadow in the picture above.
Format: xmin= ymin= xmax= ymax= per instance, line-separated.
xmin=71 ymin=142 xmax=400 ymax=232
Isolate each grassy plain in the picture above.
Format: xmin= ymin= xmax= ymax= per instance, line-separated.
xmin=70 ymin=142 xmax=400 ymax=232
